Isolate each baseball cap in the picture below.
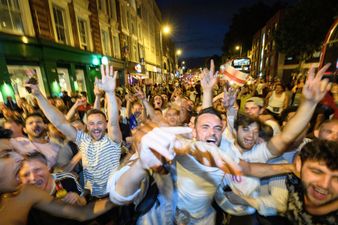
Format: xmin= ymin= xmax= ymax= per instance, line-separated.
xmin=246 ymin=97 xmax=264 ymax=107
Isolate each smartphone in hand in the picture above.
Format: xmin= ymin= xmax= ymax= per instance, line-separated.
xmin=25 ymin=77 xmax=38 ymax=93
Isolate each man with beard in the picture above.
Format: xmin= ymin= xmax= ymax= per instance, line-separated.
xmin=284 ymin=139 xmax=338 ymax=225
xmin=201 ymin=62 xmax=332 ymax=223
xmin=10 ymin=113 xmax=62 ymax=168
xmin=26 ymin=64 xmax=122 ymax=198
xmin=313 ymin=119 xmax=338 ymax=142
xmin=244 ymin=97 xmax=281 ymax=135
xmin=107 ymin=108 xmax=240 ymax=225
xmin=238 ymin=140 xmax=338 ymax=225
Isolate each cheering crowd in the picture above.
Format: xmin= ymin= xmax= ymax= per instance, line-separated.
xmin=0 ymin=60 xmax=337 ymax=225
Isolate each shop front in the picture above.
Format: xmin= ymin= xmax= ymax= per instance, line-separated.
xmin=0 ymin=34 xmax=124 ymax=103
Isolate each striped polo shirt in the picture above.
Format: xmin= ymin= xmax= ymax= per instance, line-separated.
xmin=76 ymin=131 xmax=121 ymax=197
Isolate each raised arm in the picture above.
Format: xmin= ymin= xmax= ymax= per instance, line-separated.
xmin=134 ymin=87 xmax=160 ymax=122
xmin=201 ymin=59 xmax=218 ymax=109
xmin=93 ymin=84 xmax=103 ymax=110
xmin=267 ymin=64 xmax=332 ymax=156
xmin=95 ymin=65 xmax=122 ymax=143
xmin=27 ymin=84 xmax=77 ymax=142
xmin=65 ymin=98 xmax=84 ymax=121
xmin=239 ymin=160 xmax=295 ymax=178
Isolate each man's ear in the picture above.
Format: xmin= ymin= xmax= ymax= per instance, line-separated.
xmin=222 ymin=120 xmax=227 ymax=132
xmin=192 ymin=128 xmax=197 ymax=139
xmin=259 ymin=107 xmax=265 ymax=115
xmin=314 ymin=129 xmax=319 ymax=138
xmin=23 ymin=127 xmax=27 ymax=134
xmin=294 ymin=155 xmax=302 ymax=178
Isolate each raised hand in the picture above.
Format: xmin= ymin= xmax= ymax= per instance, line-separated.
xmin=190 ymin=141 xmax=242 ymax=175
xmin=200 ymin=59 xmax=218 ymax=90
xmin=25 ymin=83 xmax=41 ymax=96
xmin=132 ymin=122 xmax=191 ymax=172
xmin=94 ymin=83 xmax=103 ymax=96
xmin=74 ymin=98 xmax=86 ymax=107
xmin=95 ymin=64 xmax=118 ymax=93
xmin=62 ymin=192 xmax=81 ymax=205
xmin=134 ymin=86 xmax=146 ymax=100
xmin=302 ymin=63 xmax=332 ymax=103
xmin=223 ymin=86 xmax=238 ymax=109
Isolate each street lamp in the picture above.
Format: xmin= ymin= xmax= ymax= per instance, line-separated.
xmin=235 ymin=45 xmax=242 ymax=57
xmin=160 ymin=25 xmax=172 ymax=82
xmin=175 ymin=49 xmax=183 ymax=74
xmin=163 ymin=25 xmax=171 ymax=35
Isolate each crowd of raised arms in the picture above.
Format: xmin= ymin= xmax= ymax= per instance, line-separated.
xmin=0 ymin=60 xmax=337 ymax=225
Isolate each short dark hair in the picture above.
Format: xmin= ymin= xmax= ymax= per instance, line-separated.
xmin=300 ymin=139 xmax=338 ymax=171
xmin=24 ymin=151 xmax=48 ymax=166
xmin=5 ymin=115 xmax=24 ymax=126
xmin=318 ymin=118 xmax=338 ymax=130
xmin=259 ymin=123 xmax=273 ymax=141
xmin=0 ymin=127 xmax=13 ymax=139
xmin=195 ymin=107 xmax=222 ymax=126
xmin=24 ymin=113 xmax=45 ymax=126
xmin=86 ymin=109 xmax=107 ymax=120
xmin=234 ymin=113 xmax=261 ymax=131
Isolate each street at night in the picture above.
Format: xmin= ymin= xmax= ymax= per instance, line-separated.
xmin=0 ymin=0 xmax=337 ymax=225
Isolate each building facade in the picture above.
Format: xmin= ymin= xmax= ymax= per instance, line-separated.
xmin=0 ymin=0 xmax=174 ymax=103
xmin=250 ymin=10 xmax=319 ymax=84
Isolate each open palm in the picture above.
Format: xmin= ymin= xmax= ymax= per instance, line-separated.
xmin=95 ymin=64 xmax=118 ymax=93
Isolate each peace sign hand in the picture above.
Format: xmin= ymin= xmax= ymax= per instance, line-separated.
xmin=200 ymin=59 xmax=218 ymax=91
xmin=302 ymin=63 xmax=332 ymax=103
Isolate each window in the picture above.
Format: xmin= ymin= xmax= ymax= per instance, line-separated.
xmin=138 ymin=23 xmax=142 ymax=40
xmin=78 ymin=18 xmax=88 ymax=50
xmin=101 ymin=29 xmax=111 ymax=55
xmin=121 ymin=7 xmax=127 ymax=30
xmin=0 ymin=0 xmax=24 ymax=34
xmin=112 ymin=35 xmax=121 ymax=58
xmin=110 ymin=0 xmax=117 ymax=20
xmin=53 ymin=5 xmax=68 ymax=44
xmin=133 ymin=43 xmax=138 ymax=61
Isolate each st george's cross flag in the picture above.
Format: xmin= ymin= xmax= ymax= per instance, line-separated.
xmin=219 ymin=61 xmax=249 ymax=86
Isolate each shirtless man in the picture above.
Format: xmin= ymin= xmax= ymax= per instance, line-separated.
xmin=0 ymin=149 xmax=113 ymax=225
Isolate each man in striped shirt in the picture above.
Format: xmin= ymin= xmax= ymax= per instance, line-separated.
xmin=28 ymin=64 xmax=122 ymax=198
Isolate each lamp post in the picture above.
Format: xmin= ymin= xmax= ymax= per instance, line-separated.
xmin=160 ymin=25 xmax=171 ymax=83
xmin=175 ymin=49 xmax=182 ymax=75
xmin=235 ymin=45 xmax=242 ymax=57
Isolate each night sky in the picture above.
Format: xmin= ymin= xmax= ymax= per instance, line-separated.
xmin=156 ymin=0 xmax=296 ymax=59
